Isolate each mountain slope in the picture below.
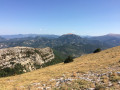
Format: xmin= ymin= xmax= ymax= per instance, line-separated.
xmin=106 ymin=33 xmax=120 ymax=38
xmin=89 ymin=34 xmax=120 ymax=47
xmin=0 ymin=46 xmax=120 ymax=89
xmin=0 ymin=34 xmax=110 ymax=57
xmin=0 ymin=36 xmax=6 ymax=42
xmin=0 ymin=34 xmax=59 ymax=39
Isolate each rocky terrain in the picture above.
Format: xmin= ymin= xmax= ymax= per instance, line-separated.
xmin=0 ymin=47 xmax=54 ymax=72
xmin=26 ymin=69 xmax=120 ymax=90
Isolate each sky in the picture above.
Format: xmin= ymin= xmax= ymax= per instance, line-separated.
xmin=0 ymin=0 xmax=120 ymax=36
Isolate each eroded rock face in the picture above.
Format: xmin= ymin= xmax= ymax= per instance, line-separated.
xmin=0 ymin=46 xmax=54 ymax=71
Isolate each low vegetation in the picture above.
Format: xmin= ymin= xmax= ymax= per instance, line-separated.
xmin=0 ymin=64 xmax=24 ymax=77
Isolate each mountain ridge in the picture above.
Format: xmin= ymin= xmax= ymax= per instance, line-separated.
xmin=0 ymin=34 xmax=110 ymax=57
xmin=0 ymin=33 xmax=119 ymax=57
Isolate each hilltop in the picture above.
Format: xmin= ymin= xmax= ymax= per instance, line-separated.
xmin=107 ymin=33 xmax=120 ymax=38
xmin=89 ymin=34 xmax=120 ymax=47
xmin=0 ymin=46 xmax=120 ymax=89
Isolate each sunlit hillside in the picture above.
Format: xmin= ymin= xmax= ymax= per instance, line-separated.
xmin=0 ymin=46 xmax=120 ymax=90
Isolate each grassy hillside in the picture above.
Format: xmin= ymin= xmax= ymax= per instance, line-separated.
xmin=0 ymin=46 xmax=120 ymax=90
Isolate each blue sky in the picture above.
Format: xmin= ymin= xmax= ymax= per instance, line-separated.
xmin=0 ymin=0 xmax=120 ymax=36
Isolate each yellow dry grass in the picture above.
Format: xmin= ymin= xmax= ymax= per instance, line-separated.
xmin=0 ymin=46 xmax=120 ymax=90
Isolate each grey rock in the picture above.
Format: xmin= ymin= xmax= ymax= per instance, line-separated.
xmin=0 ymin=46 xmax=55 ymax=71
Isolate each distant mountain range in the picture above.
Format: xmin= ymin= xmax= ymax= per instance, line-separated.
xmin=0 ymin=34 xmax=59 ymax=39
xmin=0 ymin=33 xmax=120 ymax=57
xmin=0 ymin=36 xmax=6 ymax=42
xmin=89 ymin=34 xmax=120 ymax=47
xmin=89 ymin=33 xmax=120 ymax=40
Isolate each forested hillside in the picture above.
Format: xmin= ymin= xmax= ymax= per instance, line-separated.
xmin=0 ymin=34 xmax=111 ymax=57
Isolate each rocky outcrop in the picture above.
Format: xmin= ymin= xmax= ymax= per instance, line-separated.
xmin=0 ymin=46 xmax=54 ymax=72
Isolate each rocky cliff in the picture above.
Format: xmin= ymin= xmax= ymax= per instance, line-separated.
xmin=0 ymin=47 xmax=54 ymax=72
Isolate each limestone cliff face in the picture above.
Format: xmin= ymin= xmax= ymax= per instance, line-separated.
xmin=0 ymin=47 xmax=54 ymax=71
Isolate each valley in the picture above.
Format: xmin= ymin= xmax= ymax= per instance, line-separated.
xmin=0 ymin=34 xmax=116 ymax=57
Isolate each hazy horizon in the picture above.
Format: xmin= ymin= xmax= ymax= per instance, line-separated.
xmin=0 ymin=0 xmax=120 ymax=36
xmin=0 ymin=33 xmax=120 ymax=37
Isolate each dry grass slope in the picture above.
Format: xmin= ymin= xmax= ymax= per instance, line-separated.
xmin=0 ymin=46 xmax=120 ymax=90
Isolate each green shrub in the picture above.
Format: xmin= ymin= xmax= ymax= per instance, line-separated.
xmin=0 ymin=63 xmax=24 ymax=77
xmin=26 ymin=51 xmax=34 ymax=57
xmin=14 ymin=63 xmax=24 ymax=74
xmin=34 ymin=63 xmax=41 ymax=69
xmin=10 ymin=62 xmax=15 ymax=65
xmin=93 ymin=48 xmax=101 ymax=53
xmin=64 ymin=56 xmax=73 ymax=63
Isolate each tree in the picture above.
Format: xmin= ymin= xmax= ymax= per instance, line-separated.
xmin=64 ymin=56 xmax=73 ymax=63
xmin=93 ymin=48 xmax=101 ymax=53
